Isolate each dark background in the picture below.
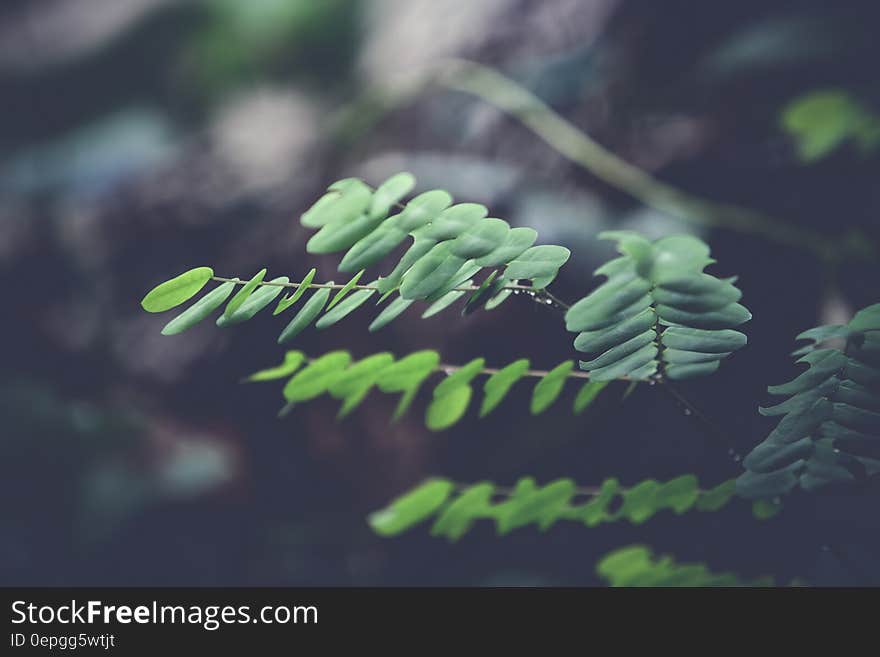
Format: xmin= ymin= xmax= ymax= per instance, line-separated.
xmin=1 ymin=0 xmax=878 ymax=586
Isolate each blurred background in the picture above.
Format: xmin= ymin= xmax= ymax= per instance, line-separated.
xmin=2 ymin=0 xmax=879 ymax=586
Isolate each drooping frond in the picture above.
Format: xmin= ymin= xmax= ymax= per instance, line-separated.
xmin=367 ymin=476 xmax=746 ymax=541
xmin=596 ymin=545 xmax=774 ymax=587
xmin=737 ymin=304 xmax=880 ymax=499
xmin=565 ymin=231 xmax=750 ymax=381
xmin=300 ymin=172 xmax=570 ymax=305
xmin=140 ymin=169 xmax=576 ymax=338
xmin=244 ymin=350 xmax=611 ymax=429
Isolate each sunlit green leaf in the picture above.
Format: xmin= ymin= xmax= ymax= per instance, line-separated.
xmin=426 ymin=384 xmax=472 ymax=431
xmin=480 ymin=358 xmax=530 ymax=417
xmin=142 ymin=267 xmax=214 ymax=312
xmin=282 ymin=351 xmax=351 ymax=402
xmin=368 ymin=479 xmax=454 ymax=537
xmin=245 ymin=351 xmax=305 ymax=382
xmin=573 ymin=380 xmax=608 ymax=414
xmin=274 ymin=268 xmax=316 ymax=315
xmin=530 ymin=360 xmax=573 ymax=414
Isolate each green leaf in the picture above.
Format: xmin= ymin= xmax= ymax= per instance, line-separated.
xmin=448 ymin=218 xmax=509 ymax=259
xmin=504 ymin=245 xmax=571 ymax=288
xmin=694 ymin=479 xmax=736 ymax=511
xmin=142 ymin=267 xmax=214 ymax=312
xmin=463 ymin=271 xmax=499 ymax=315
xmin=277 ymin=286 xmax=332 ymax=343
xmin=339 ymin=223 xmax=408 ymax=272
xmin=316 ymin=287 xmax=375 ymax=329
xmin=495 ymin=479 xmax=576 ymax=533
xmin=282 ymin=351 xmax=351 ymax=402
xmin=484 ymin=287 xmax=512 ymax=310
xmin=480 ymin=358 xmax=530 ymax=417
xmin=395 ymin=190 xmax=453 ymax=233
xmin=427 ymin=203 xmax=488 ymax=240
xmin=424 ymin=264 xmax=480 ymax=303
xmin=578 ymin=478 xmax=620 ymax=527
xmin=377 ymin=230 xmax=437 ymax=294
xmin=223 ymin=268 xmax=267 ymax=319
xmin=474 ymin=227 xmax=537 ymax=267
xmin=573 ymin=380 xmax=608 ymax=414
xmin=377 ymin=350 xmax=440 ymax=393
xmin=329 ymin=352 xmax=394 ymax=417
xmin=245 ymin=351 xmax=305 ymax=382
xmin=274 ymin=268 xmax=316 ymax=315
xmin=596 ymin=545 xmax=768 ymax=587
xmin=530 ymin=361 xmax=573 ymax=414
xmin=655 ymin=475 xmax=700 ymax=513
xmin=368 ymin=479 xmax=454 ymax=537
xmin=307 ymin=213 xmax=385 ymax=254
xmin=369 ymin=297 xmax=414 ymax=332
xmin=431 ymin=483 xmax=494 ymax=541
xmin=218 ymin=276 xmax=288 ymax=326
xmin=752 ymin=499 xmax=783 ymax=520
xmin=328 ymin=353 xmax=394 ymax=399
xmin=434 ymin=358 xmax=485 ymax=398
xmin=566 ymin=232 xmax=749 ymax=381
xmin=160 ymin=281 xmax=235 ymax=335
xmin=782 ymin=91 xmax=880 ymax=163
xmin=300 ymin=178 xmax=372 ymax=228
xmin=369 ymin=172 xmax=415 ymax=219
xmin=377 ymin=350 xmax=440 ymax=420
xmin=619 ymin=479 xmax=662 ymax=523
xmin=849 ymin=303 xmax=880 ymax=332
xmin=422 ymin=287 xmax=468 ymax=318
xmin=326 ymin=270 xmax=366 ymax=310
xmin=426 ymin=385 xmax=473 ymax=431
xmin=399 ymin=243 xmax=466 ymax=300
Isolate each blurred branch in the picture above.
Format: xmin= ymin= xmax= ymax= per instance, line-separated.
xmin=437 ymin=59 xmax=873 ymax=263
xmin=334 ymin=60 xmax=876 ymax=263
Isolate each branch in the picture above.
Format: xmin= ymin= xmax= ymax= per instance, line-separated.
xmin=335 ymin=59 xmax=875 ymax=263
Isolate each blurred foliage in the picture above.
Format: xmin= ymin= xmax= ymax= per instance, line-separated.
xmin=782 ymin=90 xmax=880 ymax=163
xmin=596 ymin=545 xmax=773 ymax=587
xmin=182 ymin=0 xmax=361 ymax=99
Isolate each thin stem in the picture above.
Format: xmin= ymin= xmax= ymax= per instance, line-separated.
xmin=299 ymin=355 xmax=619 ymax=382
xmin=435 ymin=59 xmax=874 ymax=264
xmin=211 ymin=275 xmax=538 ymax=294
xmin=658 ymin=381 xmax=743 ymax=461
xmin=438 ymin=362 xmax=596 ymax=380
xmin=470 ymin=482 xmax=605 ymax=498
xmin=453 ymin=481 xmax=705 ymax=499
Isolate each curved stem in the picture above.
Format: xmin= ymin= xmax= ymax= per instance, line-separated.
xmin=438 ymin=361 xmax=595 ymax=381
xmin=437 ymin=59 xmax=874 ymax=263
xmin=659 ymin=381 xmax=743 ymax=461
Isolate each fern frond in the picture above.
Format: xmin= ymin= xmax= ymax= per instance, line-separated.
xmin=565 ymin=231 xmax=750 ymax=381
xmin=245 ymin=350 xmax=612 ymax=428
xmin=300 ymin=172 xmax=570 ymax=305
xmin=737 ymin=303 xmax=880 ymax=499
xmin=596 ymin=545 xmax=774 ymax=586
xmin=367 ymin=476 xmax=743 ymax=541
